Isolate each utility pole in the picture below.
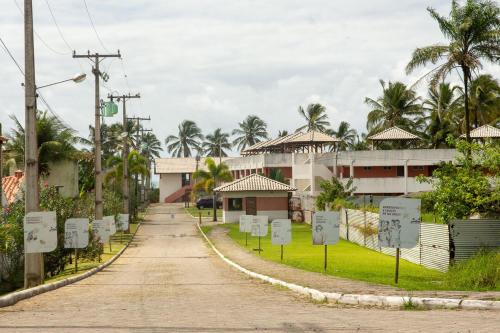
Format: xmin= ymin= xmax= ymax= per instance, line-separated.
xmin=108 ymin=93 xmax=140 ymax=224
xmin=73 ymin=51 xmax=121 ymax=221
xmin=127 ymin=116 xmax=150 ymax=217
xmin=23 ymin=0 xmax=44 ymax=288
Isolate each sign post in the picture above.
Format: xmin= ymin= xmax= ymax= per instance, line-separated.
xmin=239 ymin=215 xmax=253 ymax=246
xmin=378 ymin=198 xmax=421 ymax=284
xmin=250 ymin=216 xmax=268 ymax=254
xmin=24 ymin=212 xmax=58 ymax=254
xmin=64 ymin=218 xmax=89 ymax=273
xmin=92 ymin=219 xmax=111 ymax=261
xmin=271 ymin=219 xmax=291 ymax=262
xmin=312 ymin=211 xmax=340 ymax=273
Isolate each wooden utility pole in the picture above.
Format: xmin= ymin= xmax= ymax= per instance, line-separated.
xmin=24 ymin=0 xmax=44 ymax=288
xmin=108 ymin=93 xmax=140 ymax=222
xmin=73 ymin=51 xmax=121 ymax=221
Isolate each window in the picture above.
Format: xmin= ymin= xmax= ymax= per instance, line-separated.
xmin=412 ymin=166 xmax=424 ymax=171
xmin=363 ymin=166 xmax=372 ymax=171
xmin=228 ymin=198 xmax=243 ymax=211
xmin=383 ymin=166 xmax=392 ymax=170
xmin=396 ymin=166 xmax=404 ymax=177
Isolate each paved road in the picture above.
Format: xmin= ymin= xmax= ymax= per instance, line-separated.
xmin=0 ymin=204 xmax=498 ymax=332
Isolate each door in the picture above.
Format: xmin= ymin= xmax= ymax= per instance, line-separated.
xmin=245 ymin=197 xmax=257 ymax=215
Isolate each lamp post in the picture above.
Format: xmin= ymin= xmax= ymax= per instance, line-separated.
xmin=36 ymin=73 xmax=86 ymax=90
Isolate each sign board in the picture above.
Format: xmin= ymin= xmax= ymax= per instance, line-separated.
xmin=239 ymin=215 xmax=253 ymax=233
xmin=271 ymin=219 xmax=291 ymax=245
xmin=378 ymin=198 xmax=421 ymax=248
xmin=104 ymin=215 xmax=116 ymax=235
xmin=118 ymin=214 xmax=129 ymax=231
xmin=92 ymin=219 xmax=110 ymax=243
xmin=64 ymin=218 xmax=89 ymax=249
xmin=250 ymin=216 xmax=268 ymax=237
xmin=24 ymin=211 xmax=58 ymax=253
xmin=312 ymin=211 xmax=340 ymax=245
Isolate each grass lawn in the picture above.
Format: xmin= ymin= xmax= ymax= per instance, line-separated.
xmin=185 ymin=207 xmax=222 ymax=218
xmin=222 ymin=222 xmax=452 ymax=291
xmin=45 ymin=223 xmax=139 ymax=283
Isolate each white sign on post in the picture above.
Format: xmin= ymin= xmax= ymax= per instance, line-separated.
xmin=312 ymin=211 xmax=340 ymax=245
xmin=250 ymin=216 xmax=268 ymax=237
xmin=64 ymin=218 xmax=89 ymax=249
xmin=118 ymin=214 xmax=129 ymax=231
xmin=271 ymin=219 xmax=291 ymax=245
xmin=378 ymin=198 xmax=421 ymax=248
xmin=239 ymin=215 xmax=253 ymax=233
xmin=104 ymin=215 xmax=116 ymax=235
xmin=24 ymin=211 xmax=58 ymax=253
xmin=92 ymin=219 xmax=110 ymax=243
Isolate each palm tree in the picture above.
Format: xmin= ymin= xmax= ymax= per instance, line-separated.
xmin=277 ymin=130 xmax=289 ymax=137
xmin=203 ymin=128 xmax=232 ymax=162
xmin=105 ymin=150 xmax=149 ymax=191
xmin=352 ymin=133 xmax=369 ymax=151
xmin=165 ymin=120 xmax=203 ymax=157
xmin=423 ymin=82 xmax=463 ymax=148
xmin=406 ymin=0 xmax=499 ymax=141
xmin=6 ymin=111 xmax=81 ymax=175
xmin=469 ymin=74 xmax=500 ymax=127
xmin=192 ymin=157 xmax=233 ymax=221
xmin=329 ymin=121 xmax=357 ymax=151
xmin=365 ymin=80 xmax=422 ymax=135
xmin=139 ymin=132 xmax=163 ymax=202
xmin=232 ymin=115 xmax=268 ymax=151
xmin=296 ymin=103 xmax=330 ymax=132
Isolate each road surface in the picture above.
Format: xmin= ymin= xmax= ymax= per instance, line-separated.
xmin=0 ymin=204 xmax=497 ymax=332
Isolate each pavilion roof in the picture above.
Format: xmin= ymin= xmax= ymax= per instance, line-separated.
xmin=460 ymin=125 xmax=500 ymax=139
xmin=214 ymin=173 xmax=296 ymax=192
xmin=367 ymin=126 xmax=421 ymax=141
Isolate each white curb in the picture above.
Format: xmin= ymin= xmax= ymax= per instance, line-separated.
xmin=0 ymin=223 xmax=141 ymax=308
xmin=197 ymin=224 xmax=499 ymax=311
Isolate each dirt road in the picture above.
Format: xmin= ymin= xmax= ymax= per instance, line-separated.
xmin=0 ymin=204 xmax=497 ymax=332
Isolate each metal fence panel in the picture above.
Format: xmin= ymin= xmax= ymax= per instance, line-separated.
xmin=450 ymin=219 xmax=500 ymax=263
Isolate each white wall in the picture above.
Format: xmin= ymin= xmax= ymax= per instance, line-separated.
xmin=159 ymin=173 xmax=183 ymax=202
xmin=343 ymin=177 xmax=432 ymax=194
xmin=222 ymin=210 xmax=288 ymax=223
xmin=42 ymin=160 xmax=79 ymax=198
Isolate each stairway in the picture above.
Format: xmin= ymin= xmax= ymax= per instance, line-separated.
xmin=164 ymin=184 xmax=192 ymax=203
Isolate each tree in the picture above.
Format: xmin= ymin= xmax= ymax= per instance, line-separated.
xmin=315 ymin=177 xmax=356 ymax=211
xmin=351 ymin=133 xmax=369 ymax=151
xmin=105 ymin=150 xmax=149 ymax=191
xmin=469 ymin=74 xmax=500 ymax=127
xmin=139 ymin=132 xmax=163 ymax=202
xmin=268 ymin=168 xmax=285 ymax=183
xmin=423 ymin=82 xmax=462 ymax=148
xmin=6 ymin=111 xmax=81 ymax=176
xmin=203 ymin=128 xmax=232 ymax=160
xmin=327 ymin=121 xmax=357 ymax=151
xmin=232 ymin=115 xmax=268 ymax=151
xmin=406 ymin=0 xmax=500 ymax=141
xmin=192 ymin=157 xmax=233 ymax=221
xmin=165 ymin=120 xmax=203 ymax=157
xmin=365 ymin=80 xmax=423 ymax=135
xmin=277 ymin=130 xmax=289 ymax=137
xmin=296 ymin=103 xmax=330 ymax=132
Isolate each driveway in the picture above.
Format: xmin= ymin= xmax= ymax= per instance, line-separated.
xmin=0 ymin=203 xmax=497 ymax=332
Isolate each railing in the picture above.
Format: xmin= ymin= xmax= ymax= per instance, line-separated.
xmin=163 ymin=184 xmax=192 ymax=203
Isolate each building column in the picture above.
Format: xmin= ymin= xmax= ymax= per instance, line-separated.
xmin=404 ymin=160 xmax=408 ymax=195
xmin=350 ymin=160 xmax=354 ymax=178
xmin=310 ymin=152 xmax=315 ymax=195
xmin=333 ymin=153 xmax=338 ymax=178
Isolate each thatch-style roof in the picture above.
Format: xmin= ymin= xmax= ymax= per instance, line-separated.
xmin=214 ymin=173 xmax=296 ymax=192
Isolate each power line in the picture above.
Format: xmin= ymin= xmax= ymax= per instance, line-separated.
xmin=82 ymin=0 xmax=110 ymax=52
xmin=44 ymin=0 xmax=73 ymax=51
xmin=0 ymin=36 xmax=24 ymax=75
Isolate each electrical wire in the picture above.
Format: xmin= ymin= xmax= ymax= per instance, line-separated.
xmin=44 ymin=0 xmax=73 ymax=51
xmin=0 ymin=36 xmax=24 ymax=75
xmin=82 ymin=0 xmax=110 ymax=52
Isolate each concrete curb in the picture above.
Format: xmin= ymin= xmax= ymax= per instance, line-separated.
xmin=197 ymin=224 xmax=499 ymax=311
xmin=0 ymin=223 xmax=141 ymax=308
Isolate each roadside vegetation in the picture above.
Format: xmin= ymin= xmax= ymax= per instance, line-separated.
xmin=185 ymin=207 xmax=222 ymax=218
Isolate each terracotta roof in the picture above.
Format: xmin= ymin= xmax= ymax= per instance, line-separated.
xmin=155 ymin=157 xmax=232 ymax=174
xmin=286 ymin=130 xmax=341 ymax=143
xmin=368 ymin=126 xmax=421 ymax=141
xmin=460 ymin=125 xmax=500 ymax=138
xmin=0 ymin=136 xmax=8 ymax=144
xmin=214 ymin=173 xmax=297 ymax=192
xmin=2 ymin=171 xmax=24 ymax=205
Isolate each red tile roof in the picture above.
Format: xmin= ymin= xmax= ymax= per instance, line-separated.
xmin=2 ymin=171 xmax=24 ymax=204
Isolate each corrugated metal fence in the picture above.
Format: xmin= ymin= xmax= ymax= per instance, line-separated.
xmin=450 ymin=219 xmax=500 ymax=263
xmin=340 ymin=208 xmax=450 ymax=272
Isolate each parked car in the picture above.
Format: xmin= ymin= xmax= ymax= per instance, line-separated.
xmin=196 ymin=198 xmax=222 ymax=209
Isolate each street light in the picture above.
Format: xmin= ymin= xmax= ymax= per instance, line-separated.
xmin=36 ymin=73 xmax=87 ymax=90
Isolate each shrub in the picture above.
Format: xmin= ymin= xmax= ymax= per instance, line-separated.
xmin=445 ymin=249 xmax=499 ymax=290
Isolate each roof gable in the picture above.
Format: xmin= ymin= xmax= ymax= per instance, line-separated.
xmin=460 ymin=125 xmax=500 ymax=138
xmin=214 ymin=173 xmax=297 ymax=192
xmin=368 ymin=126 xmax=421 ymax=141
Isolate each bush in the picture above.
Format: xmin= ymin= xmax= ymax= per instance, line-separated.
xmin=445 ymin=249 xmax=500 ymax=290
xmin=0 ymin=200 xmax=25 ymax=292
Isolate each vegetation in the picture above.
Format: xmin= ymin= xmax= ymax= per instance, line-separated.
xmin=139 ymin=132 xmax=163 ymax=202
xmin=315 ymin=177 xmax=356 ymax=211
xmin=232 ymin=115 xmax=268 ymax=151
xmin=326 ymin=121 xmax=357 ymax=151
xmin=165 ymin=120 xmax=203 ymax=157
xmin=203 ymin=128 xmax=231 ymax=158
xmin=185 ymin=207 xmax=222 ymax=218
xmin=296 ymin=103 xmax=330 ymax=132
xmin=445 ymin=249 xmax=499 ymax=290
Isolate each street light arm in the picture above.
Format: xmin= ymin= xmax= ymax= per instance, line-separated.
xmin=36 ymin=78 xmax=74 ymax=90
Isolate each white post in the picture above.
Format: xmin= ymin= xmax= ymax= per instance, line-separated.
xmin=333 ymin=153 xmax=338 ymax=179
xmin=310 ymin=152 xmax=315 ymax=195
xmin=291 ymin=152 xmax=296 ymax=188
xmin=404 ymin=160 xmax=408 ymax=195
xmin=350 ymin=160 xmax=354 ymax=178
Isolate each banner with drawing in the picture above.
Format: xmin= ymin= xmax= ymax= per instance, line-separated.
xmin=24 ymin=211 xmax=58 ymax=253
xmin=64 ymin=218 xmax=89 ymax=249
xmin=378 ymin=198 xmax=421 ymax=248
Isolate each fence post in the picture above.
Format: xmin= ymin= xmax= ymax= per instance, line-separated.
xmin=345 ymin=209 xmax=349 ymax=241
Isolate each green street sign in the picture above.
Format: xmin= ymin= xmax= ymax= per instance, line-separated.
xmin=103 ymin=102 xmax=118 ymax=117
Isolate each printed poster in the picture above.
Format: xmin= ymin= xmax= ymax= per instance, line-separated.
xmin=64 ymin=218 xmax=89 ymax=249
xmin=24 ymin=211 xmax=57 ymax=253
xmin=312 ymin=211 xmax=340 ymax=245
xmin=378 ymin=198 xmax=421 ymax=248
xmin=271 ymin=219 xmax=291 ymax=245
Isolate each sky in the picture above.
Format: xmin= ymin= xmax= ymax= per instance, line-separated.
xmin=1 ymin=0 xmax=499 ymax=157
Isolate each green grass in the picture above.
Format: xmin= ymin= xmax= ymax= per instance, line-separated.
xmin=185 ymin=207 xmax=222 ymax=218
xmin=45 ymin=223 xmax=139 ymax=283
xmin=445 ymin=249 xmax=499 ymax=291
xmin=223 ymin=222 xmax=453 ymax=291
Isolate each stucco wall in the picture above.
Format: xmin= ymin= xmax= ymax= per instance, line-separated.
xmin=220 ymin=191 xmax=289 ymax=223
xmin=42 ymin=160 xmax=78 ymax=198
xmin=159 ymin=173 xmax=182 ymax=202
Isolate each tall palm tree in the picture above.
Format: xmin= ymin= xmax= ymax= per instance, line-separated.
xmin=192 ymin=157 xmax=233 ymax=221
xmin=6 ymin=111 xmax=81 ymax=175
xmin=423 ymin=83 xmax=463 ymax=148
xmin=203 ymin=128 xmax=231 ymax=162
xmin=469 ymin=74 xmax=500 ymax=127
xmin=406 ymin=0 xmax=499 ymax=141
xmin=105 ymin=150 xmax=148 ymax=191
xmin=351 ymin=133 xmax=369 ymax=151
xmin=165 ymin=120 xmax=203 ymax=157
xmin=296 ymin=103 xmax=330 ymax=132
xmin=232 ymin=115 xmax=268 ymax=151
xmin=328 ymin=121 xmax=357 ymax=151
xmin=365 ymin=80 xmax=422 ymax=135
xmin=139 ymin=132 xmax=163 ymax=202
xmin=277 ymin=130 xmax=289 ymax=137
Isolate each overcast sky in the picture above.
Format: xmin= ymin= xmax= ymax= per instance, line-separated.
xmin=1 ymin=0 xmax=498 ymax=157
